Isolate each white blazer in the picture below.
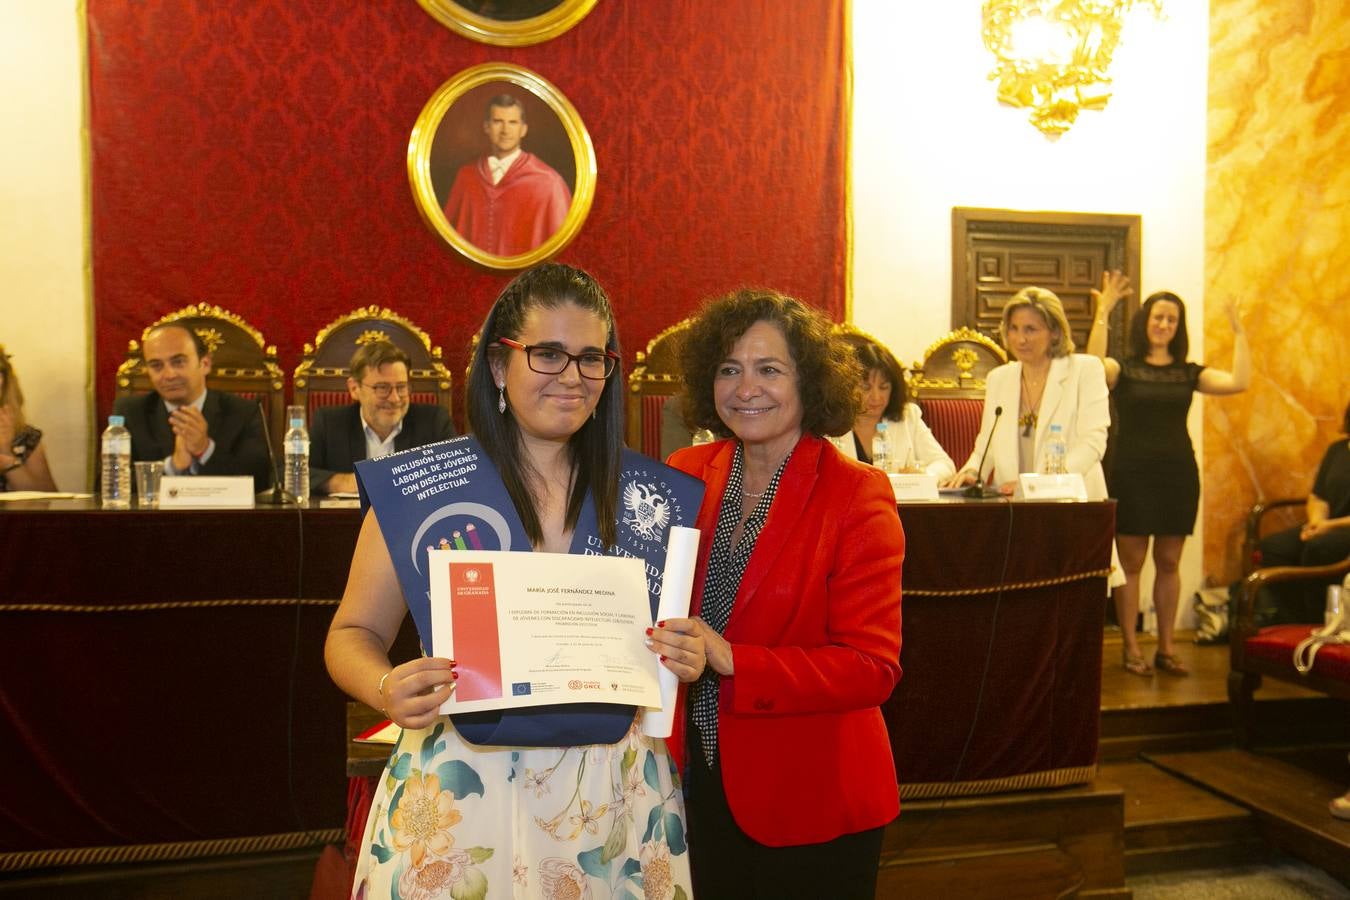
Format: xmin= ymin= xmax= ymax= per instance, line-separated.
xmin=830 ymin=403 xmax=956 ymax=478
xmin=959 ymin=354 xmax=1111 ymax=500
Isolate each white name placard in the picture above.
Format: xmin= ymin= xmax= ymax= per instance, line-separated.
xmin=159 ymin=476 xmax=256 ymax=508
xmin=888 ymin=473 xmax=940 ymax=501
xmin=1016 ymin=472 xmax=1088 ymax=501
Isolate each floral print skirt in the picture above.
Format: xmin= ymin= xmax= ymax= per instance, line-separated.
xmin=352 ymin=715 xmax=692 ymax=900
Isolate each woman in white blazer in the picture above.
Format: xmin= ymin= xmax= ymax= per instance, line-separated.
xmin=942 ymin=287 xmax=1110 ymax=498
xmin=831 ymin=340 xmax=955 ymax=477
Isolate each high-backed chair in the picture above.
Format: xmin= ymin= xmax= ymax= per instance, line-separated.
xmin=293 ymin=307 xmax=454 ymax=420
xmin=626 ymin=319 xmax=693 ymax=459
xmin=1242 ymin=497 xmax=1308 ymax=578
xmin=908 ymin=327 xmax=1008 ymax=465
xmin=1229 ymin=565 xmax=1350 ymax=747
xmin=833 ymin=322 xmax=888 ymax=354
xmin=115 ymin=304 xmax=286 ymax=449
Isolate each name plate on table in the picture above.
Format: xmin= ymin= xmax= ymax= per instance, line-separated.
xmin=159 ymin=476 xmax=256 ymax=508
xmin=1015 ymin=473 xmax=1087 ymax=501
xmin=888 ymin=473 xmax=939 ymax=501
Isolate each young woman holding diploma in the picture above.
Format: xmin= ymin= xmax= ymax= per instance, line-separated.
xmin=326 ymin=264 xmax=704 ymax=898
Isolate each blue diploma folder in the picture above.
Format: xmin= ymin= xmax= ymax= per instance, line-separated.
xmin=355 ymin=435 xmax=704 ymax=746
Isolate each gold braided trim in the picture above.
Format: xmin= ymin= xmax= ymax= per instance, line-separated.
xmin=900 ymin=764 xmax=1097 ymax=800
xmin=905 ymin=568 xmax=1112 ymax=598
xmin=0 ymin=828 xmax=342 ymax=873
xmin=0 ymin=598 xmax=340 ymax=613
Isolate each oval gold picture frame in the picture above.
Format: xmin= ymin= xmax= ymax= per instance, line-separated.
xmin=408 ymin=63 xmax=596 ymax=271
xmin=415 ymin=0 xmax=598 ymax=47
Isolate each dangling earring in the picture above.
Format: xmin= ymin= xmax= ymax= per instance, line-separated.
xmin=591 ymin=407 xmax=597 ymax=421
xmin=497 ymin=385 xmax=506 ymax=414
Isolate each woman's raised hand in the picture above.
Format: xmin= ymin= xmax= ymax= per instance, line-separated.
xmin=1090 ymin=270 xmax=1133 ymax=316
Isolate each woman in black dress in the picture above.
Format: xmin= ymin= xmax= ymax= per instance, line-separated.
xmin=1087 ymin=273 xmax=1249 ymax=676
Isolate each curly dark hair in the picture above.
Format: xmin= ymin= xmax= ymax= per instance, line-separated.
xmin=1128 ymin=291 xmax=1189 ymax=362
xmin=678 ymin=288 xmax=860 ymax=439
xmin=854 ymin=340 xmax=908 ymax=421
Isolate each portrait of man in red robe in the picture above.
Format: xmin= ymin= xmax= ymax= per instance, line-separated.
xmin=443 ymin=93 xmax=573 ymax=257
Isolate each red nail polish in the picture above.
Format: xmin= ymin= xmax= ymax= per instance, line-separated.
xmin=657 ymin=620 xmax=666 ymax=627
xmin=452 ymin=672 xmax=459 ymax=679
xmin=659 ymin=655 xmax=667 ymax=662
xmin=645 ymin=627 xmax=653 ymax=636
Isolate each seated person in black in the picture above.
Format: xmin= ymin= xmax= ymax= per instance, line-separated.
xmin=0 ymin=346 xmax=58 ymax=492
xmin=308 ymin=339 xmax=455 ymax=495
xmin=1257 ymin=399 xmax=1350 ymax=623
xmin=113 ymin=324 xmax=271 ymax=491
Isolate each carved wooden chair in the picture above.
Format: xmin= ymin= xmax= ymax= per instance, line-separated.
xmin=293 ymin=307 xmax=454 ymax=421
xmin=907 ymin=327 xmax=1008 ymax=466
xmin=116 ymin=304 xmax=286 ymax=450
xmin=626 ymin=319 xmax=693 ymax=459
xmin=1242 ymin=497 xmax=1309 ymax=578
xmin=1229 ymin=565 xmax=1350 ymax=747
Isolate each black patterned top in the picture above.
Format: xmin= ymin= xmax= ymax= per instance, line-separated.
xmin=1 ymin=425 xmax=43 ymax=491
xmin=689 ymin=442 xmax=792 ymax=767
xmin=1111 ymin=359 xmax=1205 ymax=465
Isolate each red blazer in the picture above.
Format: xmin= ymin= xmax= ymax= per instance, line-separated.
xmin=668 ymin=433 xmax=905 ymax=846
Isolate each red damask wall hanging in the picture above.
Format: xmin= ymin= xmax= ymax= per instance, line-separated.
xmin=87 ymin=1 xmax=848 ymax=420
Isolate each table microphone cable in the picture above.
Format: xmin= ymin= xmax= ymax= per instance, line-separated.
xmin=284 ymin=496 xmax=324 ymax=844
xmin=893 ymin=493 xmax=1016 ymax=853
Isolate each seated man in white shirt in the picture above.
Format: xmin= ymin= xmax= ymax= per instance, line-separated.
xmin=308 ymin=339 xmax=455 ymax=495
xmin=114 ymin=324 xmax=271 ymax=490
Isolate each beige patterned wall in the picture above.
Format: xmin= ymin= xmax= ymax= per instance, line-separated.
xmin=1204 ymin=0 xmax=1350 ymax=581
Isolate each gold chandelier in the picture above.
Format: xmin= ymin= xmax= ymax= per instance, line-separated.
xmin=982 ymin=0 xmax=1163 ymax=136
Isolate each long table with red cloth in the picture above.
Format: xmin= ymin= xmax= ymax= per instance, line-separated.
xmin=0 ymin=500 xmax=371 ymax=871
xmin=887 ymin=498 xmax=1114 ymax=798
xmin=0 ymin=497 xmax=1111 ymax=871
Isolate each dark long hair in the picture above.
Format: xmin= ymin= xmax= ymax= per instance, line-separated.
xmin=466 ymin=263 xmax=623 ymax=548
xmin=854 ymin=340 xmax=908 ymax=421
xmin=1128 ymin=291 xmax=1189 ymax=362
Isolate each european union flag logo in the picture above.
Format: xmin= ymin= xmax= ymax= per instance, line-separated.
xmin=511 ymin=682 xmax=532 ymax=696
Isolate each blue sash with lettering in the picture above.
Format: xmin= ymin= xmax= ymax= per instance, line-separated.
xmin=355 ymin=435 xmax=704 ymax=747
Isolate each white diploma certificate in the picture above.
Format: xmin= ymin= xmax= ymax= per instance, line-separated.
xmin=430 ymin=549 xmax=661 ymax=714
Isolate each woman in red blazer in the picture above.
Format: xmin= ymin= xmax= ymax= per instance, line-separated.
xmin=667 ymin=288 xmax=905 ymax=898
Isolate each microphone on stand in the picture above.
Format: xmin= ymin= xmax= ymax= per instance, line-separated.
xmin=254 ymin=399 xmax=296 ymax=505
xmin=963 ymin=405 xmax=1004 ymax=499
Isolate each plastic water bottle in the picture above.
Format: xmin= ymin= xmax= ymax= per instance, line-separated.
xmin=100 ymin=415 xmax=132 ymax=509
xmin=1043 ymin=423 xmax=1068 ymax=474
xmin=871 ymin=421 xmax=892 ymax=472
xmin=283 ymin=416 xmax=310 ymax=504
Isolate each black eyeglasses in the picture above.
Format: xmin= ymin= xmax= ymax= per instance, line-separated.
xmin=495 ymin=338 xmax=618 ymax=380
xmin=359 ymin=382 xmax=411 ymax=399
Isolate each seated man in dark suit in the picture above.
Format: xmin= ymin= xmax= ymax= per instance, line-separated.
xmin=309 ymin=340 xmax=455 ymax=495
xmin=113 ymin=323 xmax=272 ymax=491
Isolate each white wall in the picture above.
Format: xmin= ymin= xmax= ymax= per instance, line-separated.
xmin=0 ymin=2 xmax=89 ymax=491
xmin=852 ymin=3 xmax=1212 ymax=627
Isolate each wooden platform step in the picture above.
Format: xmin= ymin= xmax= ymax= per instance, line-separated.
xmin=1098 ymin=696 xmax=1350 ymax=762
xmin=878 ymin=783 xmax=1128 ymax=898
xmin=1146 ymin=748 xmax=1350 ymax=885
xmin=1097 ymin=760 xmax=1261 ymax=875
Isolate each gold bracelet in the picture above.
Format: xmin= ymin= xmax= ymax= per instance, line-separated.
xmin=377 ymin=669 xmax=393 ymax=714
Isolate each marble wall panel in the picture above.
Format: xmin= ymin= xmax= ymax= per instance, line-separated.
xmin=1205 ymin=0 xmax=1350 ymax=581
